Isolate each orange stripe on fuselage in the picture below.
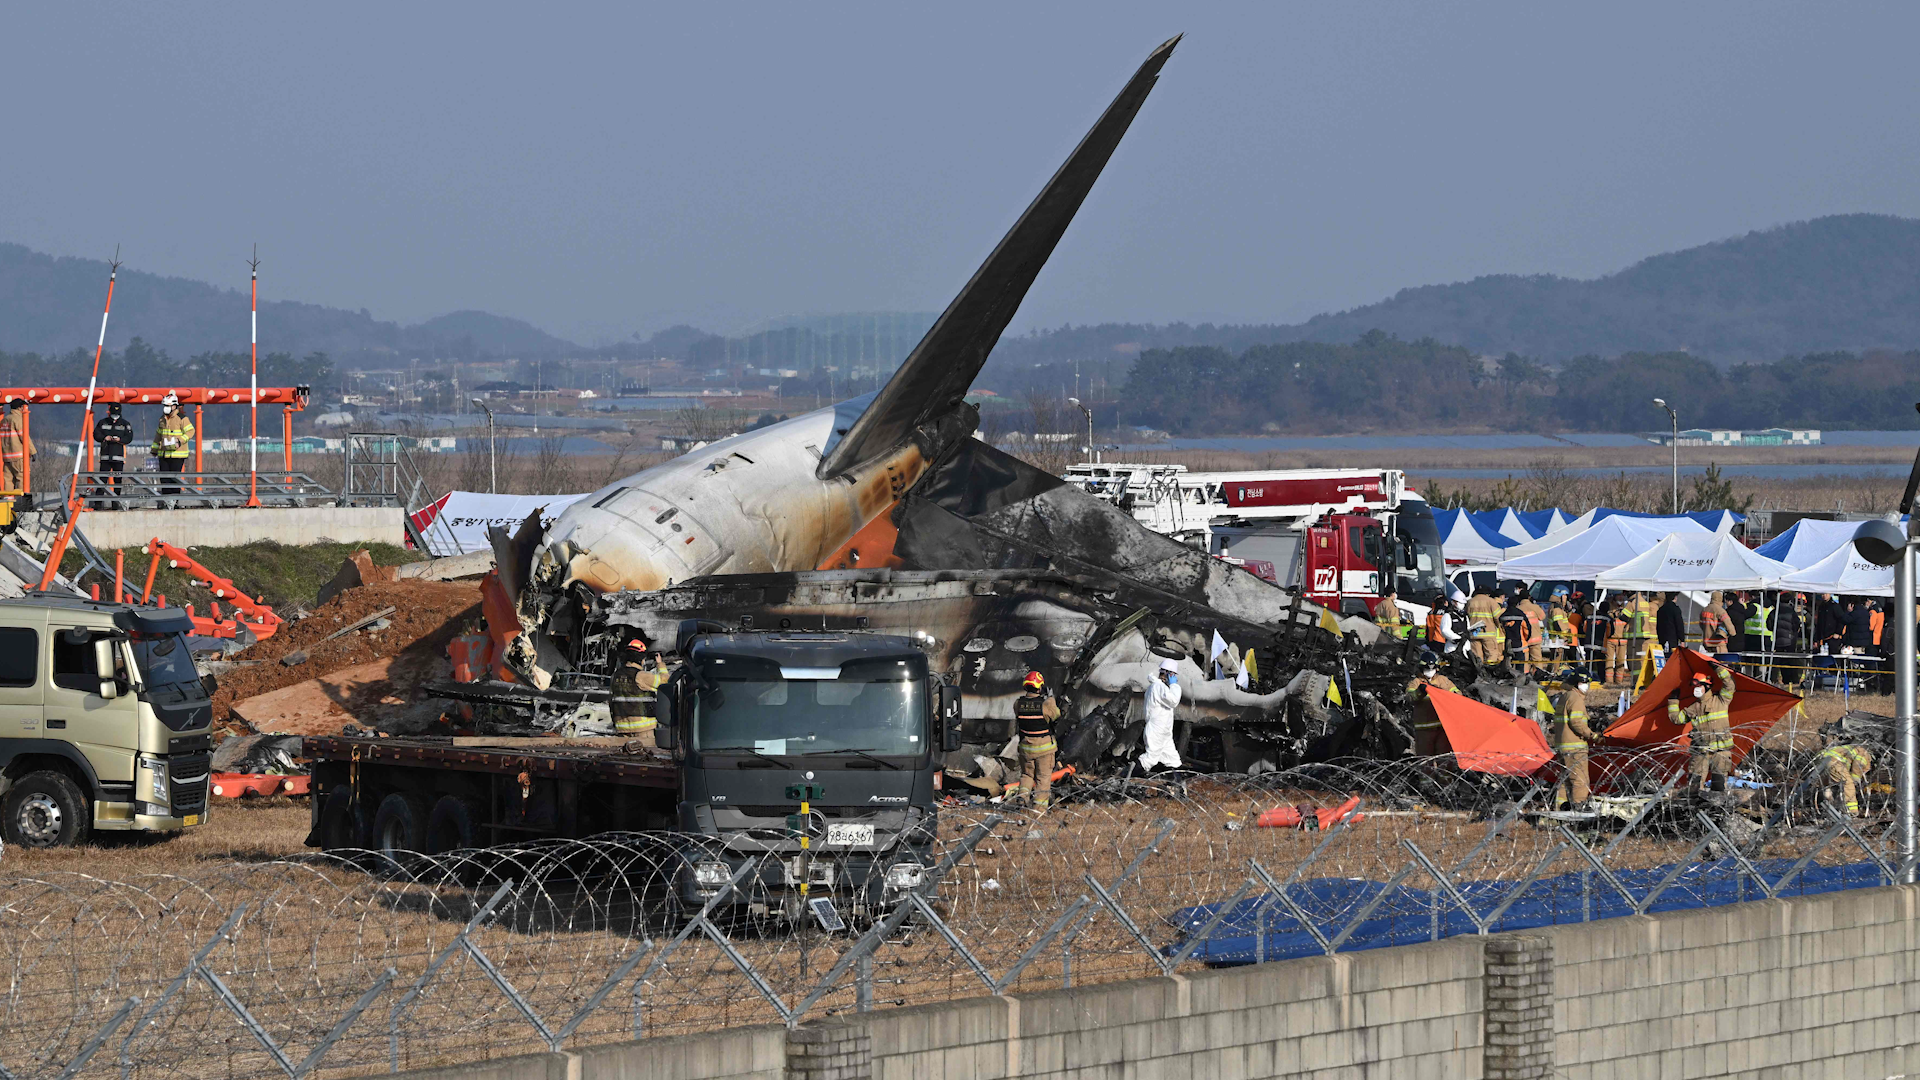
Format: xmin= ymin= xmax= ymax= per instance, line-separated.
xmin=817 ymin=502 xmax=904 ymax=571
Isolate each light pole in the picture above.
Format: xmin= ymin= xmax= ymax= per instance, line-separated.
xmin=1854 ymin=515 xmax=1917 ymax=881
xmin=470 ymin=397 xmax=496 ymax=493
xmin=1652 ymin=398 xmax=1678 ymax=513
xmin=1067 ymin=396 xmax=1093 ymax=464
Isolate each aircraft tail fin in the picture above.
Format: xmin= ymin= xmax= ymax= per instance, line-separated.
xmin=816 ymin=34 xmax=1181 ymax=480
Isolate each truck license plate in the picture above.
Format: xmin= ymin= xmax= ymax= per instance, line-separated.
xmin=183 ymin=815 xmax=202 ymax=827
xmin=826 ymin=823 xmax=875 ymax=847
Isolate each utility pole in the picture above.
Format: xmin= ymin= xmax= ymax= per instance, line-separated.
xmin=470 ymin=398 xmax=497 ymax=492
xmin=1067 ymin=397 xmax=1093 ymax=465
xmin=1652 ymin=398 xmax=1679 ymax=513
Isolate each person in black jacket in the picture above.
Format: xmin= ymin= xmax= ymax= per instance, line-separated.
xmin=1841 ymin=598 xmax=1874 ymax=650
xmin=1725 ymin=592 xmax=1752 ymax=654
xmin=1655 ymin=593 xmax=1686 ymax=654
xmin=92 ymin=402 xmax=134 ymax=509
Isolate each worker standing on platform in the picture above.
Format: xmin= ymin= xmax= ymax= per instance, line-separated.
xmin=1551 ymin=668 xmax=1597 ymax=809
xmin=93 ymin=402 xmax=132 ymax=509
xmin=0 ymin=398 xmax=34 ymax=496
xmin=609 ymin=639 xmax=664 ymax=746
xmin=154 ymin=393 xmax=193 ymax=506
xmin=1670 ymin=664 xmax=1738 ymax=794
xmin=1013 ymin=671 xmax=1062 ymax=810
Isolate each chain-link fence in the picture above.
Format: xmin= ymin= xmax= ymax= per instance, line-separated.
xmin=1 ymin=752 xmax=1906 ymax=1079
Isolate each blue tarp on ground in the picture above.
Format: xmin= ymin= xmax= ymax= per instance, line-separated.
xmin=1169 ymin=858 xmax=1883 ymax=966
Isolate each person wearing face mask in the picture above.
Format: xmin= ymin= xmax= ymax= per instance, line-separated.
xmin=1669 ymin=664 xmax=1738 ymax=794
xmin=1139 ymin=658 xmax=1183 ymax=772
xmin=1551 ymin=668 xmax=1597 ymax=809
xmin=154 ymin=392 xmax=194 ymax=505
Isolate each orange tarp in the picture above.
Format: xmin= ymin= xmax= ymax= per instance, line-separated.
xmin=1422 ymin=692 xmax=1554 ymax=775
xmin=1602 ymin=648 xmax=1800 ymax=763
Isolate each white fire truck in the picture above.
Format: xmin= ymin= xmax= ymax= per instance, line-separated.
xmin=1062 ymin=465 xmax=1448 ymax=618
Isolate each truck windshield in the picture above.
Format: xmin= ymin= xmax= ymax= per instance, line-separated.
xmin=132 ymin=633 xmax=202 ymax=694
xmin=693 ymin=658 xmax=927 ymax=758
xmin=1394 ymin=499 xmax=1447 ymax=606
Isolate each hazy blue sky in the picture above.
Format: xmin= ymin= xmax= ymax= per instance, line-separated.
xmin=6 ymin=3 xmax=1919 ymax=344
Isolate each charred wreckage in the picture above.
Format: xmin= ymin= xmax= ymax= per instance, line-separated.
xmin=428 ymin=35 xmax=1534 ymax=788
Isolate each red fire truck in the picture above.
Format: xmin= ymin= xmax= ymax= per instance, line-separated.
xmin=1062 ymin=465 xmax=1448 ymax=618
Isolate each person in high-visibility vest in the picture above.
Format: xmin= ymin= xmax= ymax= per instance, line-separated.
xmin=1516 ymin=593 xmax=1548 ymax=676
xmin=1465 ymin=587 xmax=1503 ymax=666
xmin=609 ymin=639 xmax=665 ymax=745
xmin=1551 ymin=668 xmax=1597 ymax=808
xmin=1625 ymin=592 xmax=1655 ymax=672
xmin=1669 ymin=665 xmax=1737 ymax=794
xmin=1601 ymin=597 xmax=1629 ymax=685
xmin=1372 ymin=587 xmax=1406 ymax=639
xmin=1545 ymin=587 xmax=1575 ymax=670
xmin=1013 ymin=671 xmax=1062 ymax=809
xmin=0 ymin=398 xmax=34 ymax=495
xmin=1814 ymin=742 xmax=1872 ymax=817
xmin=1742 ymin=597 xmax=1774 ymax=677
xmin=154 ymin=392 xmax=194 ymax=504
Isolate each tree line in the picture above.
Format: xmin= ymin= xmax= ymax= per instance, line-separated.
xmin=1117 ymin=332 xmax=1920 ymax=434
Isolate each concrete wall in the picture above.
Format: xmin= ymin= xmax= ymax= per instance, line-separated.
xmin=392 ymin=883 xmax=1920 ymax=1080
xmin=66 ymin=506 xmax=404 ymax=549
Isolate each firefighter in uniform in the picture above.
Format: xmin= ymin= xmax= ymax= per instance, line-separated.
xmin=1516 ymin=593 xmax=1547 ymax=676
xmin=92 ymin=402 xmax=133 ymax=508
xmin=1816 ymin=742 xmax=1872 ymax=817
xmin=1604 ymin=600 xmax=1630 ymax=685
xmin=1545 ymin=588 xmax=1575 ymax=670
xmin=0 ymin=398 xmax=34 ymax=494
xmin=154 ymin=393 xmax=194 ymax=503
xmin=1551 ymin=668 xmax=1597 ymax=808
xmin=1406 ymin=652 xmax=1459 ymax=757
xmin=609 ymin=639 xmax=664 ymax=746
xmin=1013 ymin=671 xmax=1061 ymax=810
xmin=1625 ymin=592 xmax=1656 ymax=675
xmin=1669 ymin=665 xmax=1737 ymax=794
xmin=1465 ymin=587 xmax=1503 ymax=666
xmin=1372 ymin=587 xmax=1406 ymax=639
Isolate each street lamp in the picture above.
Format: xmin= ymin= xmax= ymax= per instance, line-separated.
xmin=1066 ymin=397 xmax=1093 ymax=464
xmin=469 ymin=397 xmax=496 ymax=493
xmin=1854 ymin=514 xmax=1917 ymax=881
xmin=1652 ymin=398 xmax=1678 ymax=514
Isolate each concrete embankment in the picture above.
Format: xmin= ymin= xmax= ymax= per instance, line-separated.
xmin=389 ymin=881 xmax=1918 ymax=1080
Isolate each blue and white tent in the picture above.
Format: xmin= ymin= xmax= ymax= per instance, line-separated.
xmin=1755 ymin=517 xmax=1906 ymax=570
xmin=1437 ymin=509 xmax=1521 ymax=565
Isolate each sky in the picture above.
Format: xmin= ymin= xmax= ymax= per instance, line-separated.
xmin=6 ymin=3 xmax=1920 ymax=345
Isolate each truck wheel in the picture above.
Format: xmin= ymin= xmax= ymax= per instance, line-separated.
xmin=318 ymin=789 xmax=369 ymax=850
xmin=4 ymin=770 xmax=90 ymax=848
xmin=426 ymin=795 xmax=483 ymax=854
xmin=372 ymin=792 xmax=432 ymax=855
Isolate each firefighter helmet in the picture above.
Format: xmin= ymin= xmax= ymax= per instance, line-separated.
xmin=1023 ymin=671 xmax=1045 ymax=690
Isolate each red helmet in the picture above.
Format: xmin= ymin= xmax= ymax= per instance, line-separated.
xmin=1023 ymin=671 xmax=1045 ymax=690
xmin=1692 ymin=671 xmax=1712 ymax=685
xmin=625 ymin=638 xmax=647 ymax=653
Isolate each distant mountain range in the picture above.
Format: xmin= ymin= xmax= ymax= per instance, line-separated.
xmin=0 ymin=243 xmax=581 ymax=361
xmin=8 ymin=213 xmax=1920 ymax=367
xmin=981 ymin=213 xmax=1920 ymax=374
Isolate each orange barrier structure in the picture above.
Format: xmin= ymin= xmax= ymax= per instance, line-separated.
xmin=140 ymin=538 xmax=282 ymax=640
xmin=0 ymin=385 xmax=311 ymax=478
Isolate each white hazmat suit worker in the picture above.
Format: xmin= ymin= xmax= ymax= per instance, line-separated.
xmin=1140 ymin=658 xmax=1183 ymax=770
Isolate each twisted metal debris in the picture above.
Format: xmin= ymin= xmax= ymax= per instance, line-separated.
xmin=0 ymin=751 xmax=1900 ymax=1079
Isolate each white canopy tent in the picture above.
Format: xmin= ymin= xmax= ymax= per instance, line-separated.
xmin=1496 ymin=514 xmax=1707 ymax=570
xmin=1476 ymin=509 xmax=1535 ymax=544
xmin=1593 ymin=532 xmax=1795 ymax=593
xmin=1438 ymin=511 xmax=1519 ymax=565
xmin=1773 ymin=544 xmax=1894 ymax=597
xmin=1753 ymin=517 xmax=1897 ymax=570
xmin=1499 ymin=517 xmax=1682 ymax=581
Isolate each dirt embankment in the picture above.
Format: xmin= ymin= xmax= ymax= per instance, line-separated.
xmin=214 ymin=579 xmax=481 ymax=735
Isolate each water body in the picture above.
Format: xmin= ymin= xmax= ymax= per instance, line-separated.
xmin=1144 ymin=431 xmax=1919 ymax=453
xmin=1408 ymin=464 xmax=1911 ymax=480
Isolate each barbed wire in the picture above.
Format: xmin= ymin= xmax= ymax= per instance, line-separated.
xmin=0 ymin=750 xmax=1900 ymax=1079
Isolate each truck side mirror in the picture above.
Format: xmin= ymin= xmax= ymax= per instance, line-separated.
xmin=940 ymin=684 xmax=964 ymax=752
xmin=653 ymin=681 xmax=678 ymax=750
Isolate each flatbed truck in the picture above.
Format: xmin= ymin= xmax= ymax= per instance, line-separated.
xmin=305 ymin=627 xmax=962 ymax=915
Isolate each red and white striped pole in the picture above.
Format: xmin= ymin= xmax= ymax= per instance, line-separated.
xmin=40 ymin=250 xmax=120 ymax=591
xmin=246 ymin=246 xmax=261 ymax=507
